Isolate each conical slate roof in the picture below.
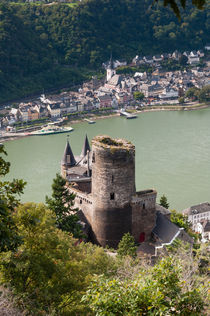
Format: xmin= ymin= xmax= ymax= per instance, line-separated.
xmin=80 ymin=134 xmax=91 ymax=157
xmin=62 ymin=140 xmax=76 ymax=167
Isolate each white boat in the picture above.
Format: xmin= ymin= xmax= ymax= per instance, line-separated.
xmin=84 ymin=118 xmax=96 ymax=124
xmin=30 ymin=124 xmax=74 ymax=136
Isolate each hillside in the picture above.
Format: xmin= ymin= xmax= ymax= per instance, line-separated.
xmin=0 ymin=0 xmax=209 ymax=103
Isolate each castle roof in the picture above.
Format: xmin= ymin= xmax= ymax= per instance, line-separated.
xmin=81 ymin=134 xmax=91 ymax=157
xmin=153 ymin=211 xmax=180 ymax=244
xmin=61 ymin=139 xmax=76 ymax=167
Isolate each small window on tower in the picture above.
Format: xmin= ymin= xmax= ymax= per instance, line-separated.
xmin=67 ymin=155 xmax=70 ymax=164
xmin=110 ymin=193 xmax=115 ymax=200
xmin=143 ymin=203 xmax=145 ymax=209
xmin=112 ymin=175 xmax=114 ymax=183
xmin=92 ymin=152 xmax=95 ymax=163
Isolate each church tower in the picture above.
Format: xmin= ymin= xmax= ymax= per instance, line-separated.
xmin=106 ymin=53 xmax=116 ymax=82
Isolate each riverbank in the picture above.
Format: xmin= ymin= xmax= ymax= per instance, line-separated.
xmin=1 ymin=102 xmax=209 ymax=143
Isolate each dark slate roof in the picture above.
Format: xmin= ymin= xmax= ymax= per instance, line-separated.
xmin=153 ymin=211 xmax=180 ymax=244
xmin=81 ymin=134 xmax=91 ymax=157
xmin=61 ymin=140 xmax=76 ymax=167
xmin=203 ymin=221 xmax=210 ymax=232
xmin=183 ymin=202 xmax=210 ymax=216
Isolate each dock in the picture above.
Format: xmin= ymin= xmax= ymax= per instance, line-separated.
xmin=119 ymin=110 xmax=138 ymax=119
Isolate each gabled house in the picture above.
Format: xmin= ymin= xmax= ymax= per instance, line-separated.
xmin=188 ymin=51 xmax=200 ymax=65
xmin=28 ymin=108 xmax=39 ymax=121
xmin=140 ymin=83 xmax=163 ymax=98
xmin=47 ymin=103 xmax=61 ymax=118
xmin=159 ymin=87 xmax=178 ymax=99
xmin=98 ymin=94 xmax=113 ymax=108
xmin=19 ymin=106 xmax=29 ymax=122
xmin=171 ymin=50 xmax=181 ymax=61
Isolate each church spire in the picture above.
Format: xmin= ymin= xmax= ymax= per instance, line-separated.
xmin=81 ymin=134 xmax=91 ymax=157
xmin=106 ymin=52 xmax=116 ymax=82
xmin=61 ymin=137 xmax=76 ymax=167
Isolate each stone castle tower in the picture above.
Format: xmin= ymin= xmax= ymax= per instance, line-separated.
xmin=91 ymin=136 xmax=136 ymax=247
xmin=61 ymin=135 xmax=157 ymax=248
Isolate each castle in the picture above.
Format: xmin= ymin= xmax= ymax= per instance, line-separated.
xmin=61 ymin=135 xmax=192 ymax=252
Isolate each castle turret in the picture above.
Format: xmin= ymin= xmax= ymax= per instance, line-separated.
xmin=61 ymin=138 xmax=76 ymax=178
xmin=91 ymin=135 xmax=135 ymax=248
xmin=80 ymin=134 xmax=91 ymax=158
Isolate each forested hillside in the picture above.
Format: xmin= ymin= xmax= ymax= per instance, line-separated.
xmin=0 ymin=0 xmax=209 ymax=103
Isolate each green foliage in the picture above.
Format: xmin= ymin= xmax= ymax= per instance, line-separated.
xmin=133 ymin=91 xmax=144 ymax=100
xmin=0 ymin=145 xmax=26 ymax=252
xmin=159 ymin=194 xmax=169 ymax=209
xmin=178 ymin=96 xmax=185 ymax=104
xmin=0 ymin=0 xmax=209 ymax=102
xmin=46 ymin=173 xmax=82 ymax=238
xmin=82 ymin=256 xmax=206 ymax=315
xmin=185 ymin=87 xmax=200 ymax=99
xmin=0 ymin=202 xmax=115 ymax=315
xmin=198 ymin=84 xmax=210 ymax=102
xmin=117 ymin=233 xmax=137 ymax=258
xmin=179 ymin=54 xmax=188 ymax=65
xmin=154 ymin=0 xmax=206 ymax=19
xmin=170 ymin=210 xmax=200 ymax=244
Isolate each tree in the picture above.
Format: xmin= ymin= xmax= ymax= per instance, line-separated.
xmin=179 ymin=54 xmax=188 ymax=66
xmin=170 ymin=210 xmax=200 ymax=244
xmin=133 ymin=91 xmax=144 ymax=101
xmin=185 ymin=87 xmax=200 ymax=100
xmin=198 ymin=85 xmax=210 ymax=103
xmin=159 ymin=194 xmax=169 ymax=209
xmin=46 ymin=173 xmax=82 ymax=238
xmin=0 ymin=202 xmax=115 ymax=315
xmin=83 ymin=255 xmax=206 ymax=315
xmin=178 ymin=96 xmax=185 ymax=104
xmin=154 ymin=0 xmax=206 ymax=19
xmin=117 ymin=232 xmax=137 ymax=258
xmin=0 ymin=144 xmax=26 ymax=252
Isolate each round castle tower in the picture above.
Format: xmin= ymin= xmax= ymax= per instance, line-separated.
xmin=91 ymin=136 xmax=135 ymax=248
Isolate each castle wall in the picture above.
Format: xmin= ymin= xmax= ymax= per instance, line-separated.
xmin=91 ymin=136 xmax=135 ymax=248
xmin=132 ymin=189 xmax=157 ymax=243
xmin=68 ymin=186 xmax=93 ymax=227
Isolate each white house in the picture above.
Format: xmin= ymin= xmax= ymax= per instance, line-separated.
xmin=159 ymin=87 xmax=178 ymax=99
xmin=183 ymin=202 xmax=210 ymax=242
xmin=188 ymin=51 xmax=200 ymax=65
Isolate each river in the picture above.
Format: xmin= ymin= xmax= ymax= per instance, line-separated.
xmin=4 ymin=108 xmax=210 ymax=211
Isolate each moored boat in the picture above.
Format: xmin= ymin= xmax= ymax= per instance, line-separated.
xmin=30 ymin=124 xmax=74 ymax=136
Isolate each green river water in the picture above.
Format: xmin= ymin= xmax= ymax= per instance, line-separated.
xmin=4 ymin=108 xmax=210 ymax=211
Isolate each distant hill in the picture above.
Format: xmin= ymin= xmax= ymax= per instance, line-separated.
xmin=0 ymin=0 xmax=209 ymax=103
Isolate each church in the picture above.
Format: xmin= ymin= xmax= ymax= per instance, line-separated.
xmin=61 ymin=134 xmax=192 ymax=255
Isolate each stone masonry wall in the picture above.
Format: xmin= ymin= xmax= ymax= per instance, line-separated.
xmin=132 ymin=190 xmax=157 ymax=243
xmin=91 ymin=136 xmax=135 ymax=247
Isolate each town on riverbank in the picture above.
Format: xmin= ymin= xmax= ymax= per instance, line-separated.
xmin=0 ymin=47 xmax=209 ymax=141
